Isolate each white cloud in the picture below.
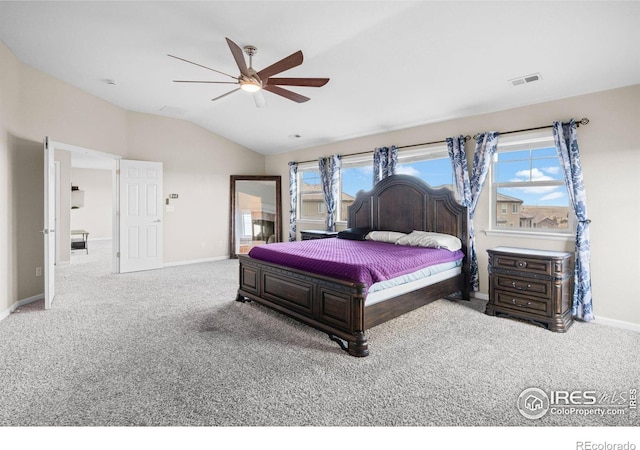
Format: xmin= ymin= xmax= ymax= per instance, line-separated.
xmin=395 ymin=166 xmax=420 ymax=177
xmin=511 ymin=185 xmax=561 ymax=195
xmin=543 ymin=166 xmax=561 ymax=176
xmin=541 ymin=191 xmax=565 ymax=201
xmin=511 ymin=168 xmax=553 ymax=183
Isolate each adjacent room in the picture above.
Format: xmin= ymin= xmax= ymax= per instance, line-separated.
xmin=0 ymin=1 xmax=638 ymax=448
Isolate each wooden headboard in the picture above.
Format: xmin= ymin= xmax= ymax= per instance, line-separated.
xmin=348 ymin=174 xmax=468 ymax=250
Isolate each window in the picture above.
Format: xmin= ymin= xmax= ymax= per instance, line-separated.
xmin=339 ymin=154 xmax=373 ymax=221
xmin=298 ymin=163 xmax=324 ymax=221
xmin=396 ymin=145 xmax=457 ymax=198
xmin=338 ymin=147 xmax=456 ymax=222
xmin=297 ymin=146 xmax=457 ymax=225
xmin=491 ymin=132 xmax=573 ymax=234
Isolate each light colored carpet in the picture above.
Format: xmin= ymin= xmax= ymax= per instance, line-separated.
xmin=0 ymin=240 xmax=638 ymax=427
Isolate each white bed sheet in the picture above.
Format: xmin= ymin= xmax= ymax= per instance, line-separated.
xmin=365 ymin=262 xmax=462 ymax=306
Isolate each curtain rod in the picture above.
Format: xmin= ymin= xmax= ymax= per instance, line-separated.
xmin=293 ymin=117 xmax=589 ymax=165
xmin=295 ymin=135 xmax=472 ymax=165
xmin=472 ymin=117 xmax=590 ymax=140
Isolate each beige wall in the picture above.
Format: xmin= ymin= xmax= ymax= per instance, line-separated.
xmin=0 ymin=41 xmax=266 ymax=315
xmin=1 ymin=41 xmax=21 ymax=314
xmin=125 ymin=112 xmax=265 ymax=263
xmin=266 ymin=84 xmax=640 ymax=326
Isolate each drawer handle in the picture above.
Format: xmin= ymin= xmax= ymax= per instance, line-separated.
xmin=517 ymin=260 xmax=528 ymax=268
xmin=511 ymin=281 xmax=532 ymax=291
xmin=511 ymin=299 xmax=532 ymax=308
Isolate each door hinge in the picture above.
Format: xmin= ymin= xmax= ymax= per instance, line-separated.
xmin=117 ymin=252 xmax=120 ymax=258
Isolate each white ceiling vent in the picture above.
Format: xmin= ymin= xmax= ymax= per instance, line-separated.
xmin=509 ymin=73 xmax=542 ymax=87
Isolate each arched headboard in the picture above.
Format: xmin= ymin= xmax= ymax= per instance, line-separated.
xmin=348 ymin=174 xmax=469 ymax=256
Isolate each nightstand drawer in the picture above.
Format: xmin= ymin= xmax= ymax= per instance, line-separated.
xmin=493 ymin=274 xmax=552 ymax=299
xmin=492 ymin=254 xmax=553 ymax=277
xmin=494 ymin=290 xmax=551 ymax=316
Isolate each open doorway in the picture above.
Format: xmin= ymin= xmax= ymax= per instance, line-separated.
xmin=66 ymin=151 xmax=115 ymax=270
xmin=44 ymin=139 xmax=164 ymax=308
xmin=44 ymin=140 xmax=121 ymax=309
xmin=53 ymin=143 xmax=119 ymax=272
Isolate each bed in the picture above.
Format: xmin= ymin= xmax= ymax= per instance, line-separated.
xmin=236 ymin=174 xmax=470 ymax=357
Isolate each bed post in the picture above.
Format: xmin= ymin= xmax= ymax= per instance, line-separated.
xmin=348 ymin=332 xmax=369 ymax=357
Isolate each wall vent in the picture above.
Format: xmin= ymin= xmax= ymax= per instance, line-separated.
xmin=509 ymin=73 xmax=542 ymax=87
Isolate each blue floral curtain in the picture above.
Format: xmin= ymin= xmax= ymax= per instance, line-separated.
xmin=319 ymin=155 xmax=341 ymax=231
xmin=288 ymin=162 xmax=298 ymax=241
xmin=447 ymin=136 xmax=472 ymax=207
xmin=447 ymin=132 xmax=499 ymax=291
xmin=373 ymin=146 xmax=398 ymax=184
xmin=553 ymin=120 xmax=593 ymax=321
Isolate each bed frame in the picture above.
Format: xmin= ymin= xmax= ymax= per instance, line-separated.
xmin=236 ymin=175 xmax=470 ymax=357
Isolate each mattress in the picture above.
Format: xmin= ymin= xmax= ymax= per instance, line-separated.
xmin=248 ymin=238 xmax=464 ymax=292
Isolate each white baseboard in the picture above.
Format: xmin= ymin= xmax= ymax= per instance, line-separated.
xmin=593 ymin=315 xmax=640 ymax=333
xmin=0 ymin=293 xmax=44 ymax=322
xmin=472 ymin=292 xmax=638 ymax=332
xmin=163 ymin=255 xmax=231 ymax=267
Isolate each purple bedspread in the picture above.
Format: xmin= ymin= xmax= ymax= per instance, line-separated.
xmin=248 ymin=238 xmax=464 ymax=289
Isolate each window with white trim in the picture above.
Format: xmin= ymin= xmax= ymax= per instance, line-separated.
xmin=395 ymin=145 xmax=457 ymax=199
xmin=298 ymin=163 xmax=324 ymax=221
xmin=339 ymin=154 xmax=373 ymax=221
xmin=297 ymin=146 xmax=458 ymax=226
xmin=491 ymin=131 xmax=573 ymax=234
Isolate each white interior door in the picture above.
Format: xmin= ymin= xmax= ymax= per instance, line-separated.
xmin=118 ymin=159 xmax=163 ymax=273
xmin=43 ymin=137 xmax=56 ymax=309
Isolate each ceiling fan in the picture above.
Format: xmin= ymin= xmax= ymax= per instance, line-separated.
xmin=168 ymin=37 xmax=329 ymax=107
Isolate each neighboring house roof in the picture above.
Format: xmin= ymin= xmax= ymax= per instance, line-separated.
xmin=300 ymin=182 xmax=356 ymax=202
xmin=496 ymin=193 xmax=524 ymax=203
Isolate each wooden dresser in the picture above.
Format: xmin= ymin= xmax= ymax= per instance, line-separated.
xmin=486 ymin=247 xmax=574 ymax=332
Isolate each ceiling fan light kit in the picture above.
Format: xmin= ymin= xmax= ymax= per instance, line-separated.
xmin=240 ymin=80 xmax=261 ymax=93
xmin=170 ymin=37 xmax=329 ymax=106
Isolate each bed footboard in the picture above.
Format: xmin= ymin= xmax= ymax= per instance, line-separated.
xmin=237 ymin=255 xmax=370 ymax=357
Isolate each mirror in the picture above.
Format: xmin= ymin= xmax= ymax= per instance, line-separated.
xmin=230 ymin=175 xmax=282 ymax=258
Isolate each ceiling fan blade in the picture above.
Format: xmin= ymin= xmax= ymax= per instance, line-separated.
xmin=266 ymin=77 xmax=329 ymax=87
xmin=212 ymin=88 xmax=241 ymax=102
xmin=225 ymin=37 xmax=251 ymax=78
xmin=173 ymin=80 xmax=238 ymax=84
xmin=257 ymin=50 xmax=303 ymax=80
xmin=167 ymin=54 xmax=237 ymax=80
xmin=253 ymin=91 xmax=267 ymax=108
xmin=263 ymin=85 xmax=310 ymax=103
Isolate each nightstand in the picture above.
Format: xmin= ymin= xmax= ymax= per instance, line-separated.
xmin=486 ymin=246 xmax=574 ymax=332
xmin=300 ymin=230 xmax=338 ymax=240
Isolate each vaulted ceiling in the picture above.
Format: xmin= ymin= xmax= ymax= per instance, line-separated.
xmin=1 ymin=1 xmax=639 ymax=155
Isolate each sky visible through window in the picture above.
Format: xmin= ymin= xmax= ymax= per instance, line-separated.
xmin=339 ymin=158 xmax=455 ymax=197
xmin=495 ymin=147 xmax=568 ymax=207
xmin=303 ymin=147 xmax=567 ymax=207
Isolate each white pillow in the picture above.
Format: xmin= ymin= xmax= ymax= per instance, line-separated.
xmin=365 ymin=230 xmax=407 ymax=244
xmin=395 ymin=231 xmax=462 ymax=251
